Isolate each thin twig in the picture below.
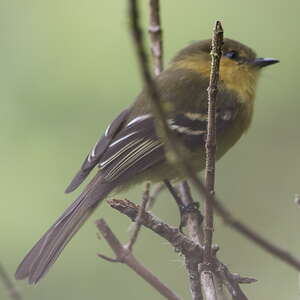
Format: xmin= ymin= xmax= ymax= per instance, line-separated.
xmin=135 ymin=0 xmax=161 ymax=243
xmin=127 ymin=183 xmax=151 ymax=251
xmin=147 ymin=0 xmax=171 ymax=218
xmin=198 ymin=20 xmax=223 ymax=300
xmin=129 ymin=0 xmax=192 ymax=171
xmin=149 ymin=0 xmax=163 ymax=75
xmin=96 ymin=219 xmax=181 ymax=300
xmin=0 ymin=263 xmax=22 ymax=300
xmin=149 ymin=0 xmax=186 ymax=236
xmin=203 ymin=20 xmax=223 ymax=264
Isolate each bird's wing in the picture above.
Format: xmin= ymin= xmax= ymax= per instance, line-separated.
xmin=99 ymin=114 xmax=164 ymax=183
xmin=98 ymin=105 xmax=239 ymax=183
xmin=165 ymin=106 xmax=239 ymax=150
xmin=65 ymin=108 xmax=130 ymax=193
xmin=66 ymin=102 xmax=239 ymax=190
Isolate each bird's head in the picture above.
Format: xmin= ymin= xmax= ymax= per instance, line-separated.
xmin=172 ymin=38 xmax=279 ymax=101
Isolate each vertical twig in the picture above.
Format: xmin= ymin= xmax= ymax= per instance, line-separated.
xmin=149 ymin=0 xmax=183 ymax=225
xmin=127 ymin=0 xmax=164 ymax=253
xmin=128 ymin=0 xmax=182 ymax=161
xmin=200 ymin=20 xmax=223 ymax=300
xmin=0 ymin=263 xmax=22 ymax=300
xmin=149 ymin=0 xmax=163 ymax=75
xmin=149 ymin=2 xmax=203 ymax=299
xmin=203 ymin=21 xmax=224 ymax=263
xmin=127 ymin=183 xmax=151 ymax=251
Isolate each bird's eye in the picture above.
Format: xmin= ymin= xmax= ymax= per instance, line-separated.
xmin=224 ymin=50 xmax=239 ymax=60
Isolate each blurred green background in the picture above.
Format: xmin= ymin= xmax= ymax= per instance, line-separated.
xmin=0 ymin=1 xmax=299 ymax=299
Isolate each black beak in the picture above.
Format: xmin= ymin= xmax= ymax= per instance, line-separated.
xmin=253 ymin=57 xmax=279 ymax=68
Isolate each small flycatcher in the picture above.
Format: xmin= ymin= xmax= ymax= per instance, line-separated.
xmin=15 ymin=38 xmax=279 ymax=283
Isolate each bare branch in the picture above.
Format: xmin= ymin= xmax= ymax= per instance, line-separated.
xmin=0 ymin=262 xmax=22 ymax=300
xmin=194 ymin=20 xmax=223 ymax=300
xmin=96 ymin=219 xmax=181 ymax=300
xmin=126 ymin=183 xmax=151 ymax=251
xmin=203 ymin=20 xmax=223 ymax=263
xmin=108 ymin=199 xmax=255 ymax=298
xmin=129 ymin=0 xmax=197 ymax=175
xmin=108 ymin=199 xmax=203 ymax=260
xmin=149 ymin=0 xmax=163 ymax=75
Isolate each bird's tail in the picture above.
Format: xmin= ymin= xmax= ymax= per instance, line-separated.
xmin=15 ymin=174 xmax=115 ymax=284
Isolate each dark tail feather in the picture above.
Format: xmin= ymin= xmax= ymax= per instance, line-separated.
xmin=15 ymin=175 xmax=115 ymax=284
xmin=64 ymin=168 xmax=91 ymax=194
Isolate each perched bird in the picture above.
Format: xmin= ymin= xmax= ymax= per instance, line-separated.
xmin=15 ymin=38 xmax=278 ymax=284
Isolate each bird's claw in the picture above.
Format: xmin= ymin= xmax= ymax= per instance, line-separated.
xmin=178 ymin=201 xmax=203 ymax=233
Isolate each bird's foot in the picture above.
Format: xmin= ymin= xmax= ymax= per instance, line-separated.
xmin=178 ymin=201 xmax=203 ymax=233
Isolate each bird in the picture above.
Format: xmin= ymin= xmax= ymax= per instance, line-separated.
xmin=15 ymin=38 xmax=279 ymax=284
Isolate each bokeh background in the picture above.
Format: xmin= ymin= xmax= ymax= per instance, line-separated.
xmin=0 ymin=1 xmax=299 ymax=299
